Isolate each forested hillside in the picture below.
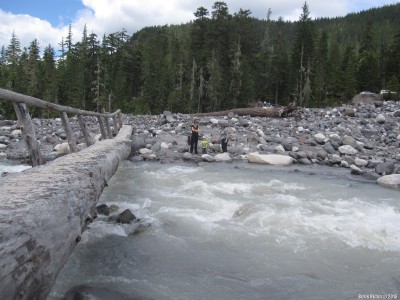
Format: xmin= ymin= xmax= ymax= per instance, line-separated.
xmin=1 ymin=1 xmax=400 ymax=118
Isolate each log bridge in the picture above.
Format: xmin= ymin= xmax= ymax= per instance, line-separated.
xmin=0 ymin=89 xmax=133 ymax=299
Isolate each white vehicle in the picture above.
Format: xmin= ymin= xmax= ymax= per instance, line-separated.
xmin=380 ymin=89 xmax=397 ymax=94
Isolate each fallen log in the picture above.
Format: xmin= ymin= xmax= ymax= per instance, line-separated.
xmin=0 ymin=125 xmax=133 ymax=300
xmin=193 ymin=103 xmax=299 ymax=118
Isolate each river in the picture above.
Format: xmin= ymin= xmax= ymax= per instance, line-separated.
xmin=48 ymin=160 xmax=400 ymax=300
xmin=0 ymin=159 xmax=31 ymax=174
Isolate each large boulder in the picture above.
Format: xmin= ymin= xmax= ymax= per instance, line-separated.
xmin=247 ymin=153 xmax=294 ymax=165
xmin=215 ymin=152 xmax=232 ymax=162
xmin=377 ymin=174 xmax=400 ymax=190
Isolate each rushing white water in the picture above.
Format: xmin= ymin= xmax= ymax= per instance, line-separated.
xmin=48 ymin=161 xmax=400 ymax=300
xmin=0 ymin=159 xmax=31 ymax=174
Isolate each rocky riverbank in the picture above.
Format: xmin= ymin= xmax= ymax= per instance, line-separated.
xmin=1 ymin=99 xmax=400 ymax=186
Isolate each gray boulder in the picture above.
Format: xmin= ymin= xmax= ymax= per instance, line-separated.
xmin=375 ymin=161 xmax=395 ymax=175
xmin=117 ymin=209 xmax=136 ymax=224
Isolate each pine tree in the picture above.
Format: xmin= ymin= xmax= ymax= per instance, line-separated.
xmin=198 ymin=67 xmax=205 ymax=112
xmin=5 ymin=31 xmax=21 ymax=90
xmin=189 ymin=58 xmax=197 ymax=113
xmin=206 ymin=49 xmax=224 ymax=111
xmin=270 ymin=17 xmax=289 ymax=105
xmin=26 ymin=39 xmax=41 ymax=97
xmin=313 ymin=31 xmax=329 ymax=106
xmin=41 ymin=45 xmax=58 ymax=103
xmin=291 ymin=2 xmax=315 ymax=101
xmin=229 ymin=39 xmax=242 ymax=108
xmin=356 ymin=21 xmax=379 ymax=92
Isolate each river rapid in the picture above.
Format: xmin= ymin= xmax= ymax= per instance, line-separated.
xmin=48 ymin=161 xmax=400 ymax=300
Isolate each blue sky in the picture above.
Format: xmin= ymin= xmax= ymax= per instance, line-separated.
xmin=0 ymin=0 xmax=85 ymax=27
xmin=1 ymin=0 xmax=399 ymax=54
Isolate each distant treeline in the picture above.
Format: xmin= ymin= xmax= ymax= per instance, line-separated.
xmin=0 ymin=1 xmax=400 ymax=118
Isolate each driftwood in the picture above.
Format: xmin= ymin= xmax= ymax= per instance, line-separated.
xmin=193 ymin=103 xmax=299 ymax=118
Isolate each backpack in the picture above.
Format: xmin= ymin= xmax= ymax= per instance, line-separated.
xmin=187 ymin=135 xmax=191 ymax=145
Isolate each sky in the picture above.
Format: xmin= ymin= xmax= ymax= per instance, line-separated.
xmin=0 ymin=0 xmax=399 ymax=54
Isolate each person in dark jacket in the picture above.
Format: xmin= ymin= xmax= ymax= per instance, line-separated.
xmin=190 ymin=119 xmax=200 ymax=154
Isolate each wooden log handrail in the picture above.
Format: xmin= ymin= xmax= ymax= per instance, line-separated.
xmin=0 ymin=88 xmax=121 ymax=117
xmin=0 ymin=88 xmax=124 ymax=167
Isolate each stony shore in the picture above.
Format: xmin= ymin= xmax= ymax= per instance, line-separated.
xmin=1 ymin=99 xmax=400 ymax=187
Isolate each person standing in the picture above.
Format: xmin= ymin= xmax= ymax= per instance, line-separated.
xmin=190 ymin=119 xmax=200 ymax=154
xmin=219 ymin=125 xmax=229 ymax=153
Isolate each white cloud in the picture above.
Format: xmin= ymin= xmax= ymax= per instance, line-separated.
xmin=1 ymin=0 xmax=399 ymax=54
xmin=0 ymin=10 xmax=66 ymax=53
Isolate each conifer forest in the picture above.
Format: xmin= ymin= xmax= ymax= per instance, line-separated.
xmin=1 ymin=2 xmax=400 ymax=118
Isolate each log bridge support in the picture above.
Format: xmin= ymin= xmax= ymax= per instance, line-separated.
xmin=0 ymin=88 xmax=123 ymax=167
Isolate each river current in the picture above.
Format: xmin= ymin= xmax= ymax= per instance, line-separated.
xmin=47 ymin=160 xmax=399 ymax=300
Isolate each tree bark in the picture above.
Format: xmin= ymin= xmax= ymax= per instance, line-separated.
xmin=12 ymin=102 xmax=43 ymax=166
xmin=0 ymin=125 xmax=133 ymax=300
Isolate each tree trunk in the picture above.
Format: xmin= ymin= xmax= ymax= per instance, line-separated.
xmin=0 ymin=126 xmax=133 ymax=300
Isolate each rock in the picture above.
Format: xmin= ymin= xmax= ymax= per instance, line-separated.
xmin=218 ymin=120 xmax=229 ymax=127
xmin=342 ymin=135 xmax=357 ymax=148
xmin=247 ymin=153 xmax=294 ymax=165
xmin=54 ymin=142 xmax=70 ymax=156
xmin=375 ymin=114 xmax=386 ymax=124
xmin=323 ymin=142 xmax=336 ymax=154
xmin=354 ymin=158 xmax=368 ymax=167
xmin=275 ymin=144 xmax=286 ymax=153
xmin=338 ymin=145 xmax=357 ymax=155
xmin=96 ymin=204 xmax=110 ymax=216
xmin=298 ymin=157 xmax=312 ymax=165
xmin=344 ymin=108 xmax=356 ymax=117
xmin=117 ymin=209 xmax=136 ymax=224
xmin=109 ymin=204 xmax=119 ymax=213
xmin=201 ymin=154 xmax=216 ymax=162
xmin=182 ymin=152 xmax=193 ymax=160
xmin=314 ymin=133 xmax=327 ymax=144
xmin=64 ymin=284 xmax=139 ymax=300
xmin=139 ymin=148 xmax=152 ymax=154
xmin=377 ymin=174 xmax=400 ymax=190
xmin=350 ymin=164 xmax=365 ymax=175
xmin=215 ymin=152 xmax=232 ymax=162
xmin=375 ymin=162 xmax=395 ymax=175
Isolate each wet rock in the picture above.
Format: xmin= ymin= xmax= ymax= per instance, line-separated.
xmin=377 ymin=174 xmax=400 ymax=190
xmin=117 ymin=209 xmax=136 ymax=224
xmin=64 ymin=284 xmax=149 ymax=300
xmin=96 ymin=204 xmax=110 ymax=216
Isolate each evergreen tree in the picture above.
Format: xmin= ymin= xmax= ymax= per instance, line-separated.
xmin=313 ymin=31 xmax=329 ymax=106
xmin=192 ymin=7 xmax=210 ymax=67
xmin=206 ymin=49 xmax=224 ymax=111
xmin=26 ymin=39 xmax=41 ymax=97
xmin=291 ymin=2 xmax=315 ymax=101
xmin=5 ymin=31 xmax=21 ymax=90
xmin=270 ymin=17 xmax=289 ymax=105
xmin=356 ymin=21 xmax=379 ymax=92
xmin=41 ymin=45 xmax=57 ymax=103
xmin=229 ymin=39 xmax=242 ymax=108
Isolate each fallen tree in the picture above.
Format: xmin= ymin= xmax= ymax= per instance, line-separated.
xmin=192 ymin=103 xmax=299 ymax=118
xmin=0 ymin=125 xmax=133 ymax=300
